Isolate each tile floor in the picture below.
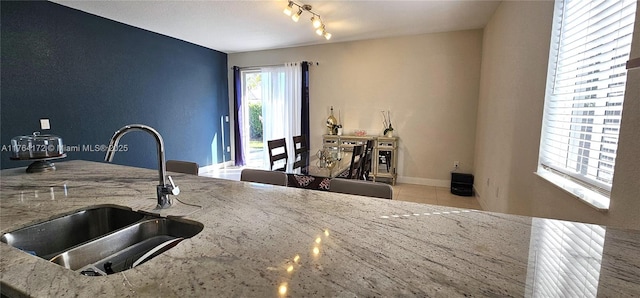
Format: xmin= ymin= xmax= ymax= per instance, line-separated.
xmin=392 ymin=183 xmax=482 ymax=210
xmin=200 ymin=167 xmax=483 ymax=211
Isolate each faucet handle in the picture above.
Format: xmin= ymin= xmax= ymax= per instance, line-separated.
xmin=168 ymin=176 xmax=180 ymax=196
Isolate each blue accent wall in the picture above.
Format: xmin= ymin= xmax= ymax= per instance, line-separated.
xmin=1 ymin=1 xmax=230 ymax=170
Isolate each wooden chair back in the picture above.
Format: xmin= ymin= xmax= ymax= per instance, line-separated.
xmin=267 ymin=138 xmax=288 ymax=171
xmin=357 ymin=140 xmax=374 ymax=180
xmin=292 ymin=135 xmax=307 ymax=170
xmin=346 ymin=145 xmax=364 ymax=179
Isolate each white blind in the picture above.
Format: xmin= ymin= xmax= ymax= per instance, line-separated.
xmin=540 ymin=0 xmax=637 ymax=194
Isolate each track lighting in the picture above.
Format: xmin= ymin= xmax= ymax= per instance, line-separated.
xmin=282 ymin=1 xmax=331 ymax=40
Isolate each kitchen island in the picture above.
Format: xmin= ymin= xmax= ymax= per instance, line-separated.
xmin=1 ymin=160 xmax=639 ymax=297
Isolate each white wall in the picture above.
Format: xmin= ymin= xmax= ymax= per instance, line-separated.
xmin=474 ymin=1 xmax=640 ymax=230
xmin=229 ymin=30 xmax=483 ymax=186
xmin=609 ymin=6 xmax=640 ymax=230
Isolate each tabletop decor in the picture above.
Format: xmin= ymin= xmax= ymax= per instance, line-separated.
xmin=316 ymin=148 xmax=336 ymax=169
xmin=354 ymin=130 xmax=367 ymax=137
xmin=326 ymin=106 xmax=338 ymax=135
xmin=337 ymin=110 xmax=343 ymax=135
xmin=382 ymin=110 xmax=394 ymax=137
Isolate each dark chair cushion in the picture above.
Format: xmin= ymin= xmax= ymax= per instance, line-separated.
xmin=287 ymin=174 xmax=331 ymax=191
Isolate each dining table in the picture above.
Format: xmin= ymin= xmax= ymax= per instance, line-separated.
xmin=290 ymin=150 xmax=354 ymax=178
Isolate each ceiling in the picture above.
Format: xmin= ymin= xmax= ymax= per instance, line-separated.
xmin=52 ymin=0 xmax=502 ymax=54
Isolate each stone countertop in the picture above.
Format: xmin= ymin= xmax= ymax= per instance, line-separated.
xmin=1 ymin=160 xmax=639 ymax=297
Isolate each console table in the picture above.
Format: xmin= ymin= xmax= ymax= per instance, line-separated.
xmin=322 ymin=135 xmax=399 ymax=185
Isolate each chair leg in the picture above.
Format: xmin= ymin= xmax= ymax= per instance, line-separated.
xmin=385 ymin=152 xmax=391 ymax=172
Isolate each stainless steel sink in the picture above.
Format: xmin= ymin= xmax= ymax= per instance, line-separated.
xmin=0 ymin=206 xmax=203 ymax=276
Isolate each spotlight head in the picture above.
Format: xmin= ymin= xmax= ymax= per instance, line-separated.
xmin=292 ymin=8 xmax=302 ymax=22
xmin=324 ymin=32 xmax=332 ymax=40
xmin=316 ymin=25 xmax=325 ymax=36
xmin=283 ymin=2 xmax=294 ymax=16
xmin=311 ymin=16 xmax=322 ymax=28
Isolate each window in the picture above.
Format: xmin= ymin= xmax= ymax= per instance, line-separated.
xmin=537 ymin=0 xmax=637 ymax=210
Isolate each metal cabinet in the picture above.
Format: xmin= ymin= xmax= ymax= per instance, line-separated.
xmin=322 ymin=135 xmax=398 ymax=185
xmin=322 ymin=135 xmax=371 ymax=161
xmin=372 ymin=136 xmax=398 ymax=185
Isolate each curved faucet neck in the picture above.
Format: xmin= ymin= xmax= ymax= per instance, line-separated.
xmin=105 ymin=124 xmax=166 ymax=186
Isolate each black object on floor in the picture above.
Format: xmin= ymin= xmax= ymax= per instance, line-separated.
xmin=451 ymin=173 xmax=474 ymax=196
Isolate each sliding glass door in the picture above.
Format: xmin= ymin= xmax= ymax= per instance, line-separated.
xmin=239 ymin=64 xmax=302 ymax=169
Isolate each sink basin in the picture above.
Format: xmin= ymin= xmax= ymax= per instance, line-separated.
xmin=50 ymin=218 xmax=202 ymax=275
xmin=0 ymin=206 xmax=203 ymax=276
xmin=0 ymin=206 xmax=145 ymax=260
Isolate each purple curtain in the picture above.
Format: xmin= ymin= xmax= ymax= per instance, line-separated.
xmin=301 ymin=62 xmax=310 ymax=150
xmin=301 ymin=62 xmax=311 ymax=169
xmin=233 ymin=66 xmax=245 ymax=166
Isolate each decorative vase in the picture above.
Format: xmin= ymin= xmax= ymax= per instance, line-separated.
xmin=385 ymin=131 xmax=393 ymax=137
xmin=326 ymin=106 xmax=337 ymax=135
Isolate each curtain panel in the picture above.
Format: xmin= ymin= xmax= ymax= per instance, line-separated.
xmin=261 ymin=63 xmax=302 ymax=167
xmin=301 ymin=62 xmax=310 ymax=151
xmin=233 ymin=66 xmax=245 ymax=166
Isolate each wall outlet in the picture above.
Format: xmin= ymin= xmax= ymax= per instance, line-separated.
xmin=225 ymin=115 xmax=229 ymax=122
xmin=40 ymin=118 xmax=50 ymax=130
xmin=226 ymin=146 xmax=230 ymax=153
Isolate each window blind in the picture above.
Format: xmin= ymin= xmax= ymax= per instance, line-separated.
xmin=539 ymin=0 xmax=637 ymax=195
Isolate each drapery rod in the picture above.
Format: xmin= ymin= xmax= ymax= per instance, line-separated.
xmin=233 ymin=61 xmax=319 ymax=70
xmin=627 ymin=57 xmax=640 ymax=70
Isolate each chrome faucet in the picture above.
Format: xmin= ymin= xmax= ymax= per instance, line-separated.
xmin=104 ymin=124 xmax=179 ymax=209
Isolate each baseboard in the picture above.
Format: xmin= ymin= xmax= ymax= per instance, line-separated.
xmin=199 ymin=161 xmax=234 ymax=174
xmin=397 ymin=176 xmax=450 ymax=188
xmin=473 ymin=185 xmax=488 ymax=210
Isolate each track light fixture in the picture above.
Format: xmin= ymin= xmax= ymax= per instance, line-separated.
xmin=282 ymin=1 xmax=331 ymax=40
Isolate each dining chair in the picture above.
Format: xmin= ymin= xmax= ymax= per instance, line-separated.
xmin=240 ymin=169 xmax=287 ymax=186
xmin=292 ymin=135 xmax=307 ymax=170
xmin=357 ymin=140 xmax=374 ymax=180
xmin=337 ymin=145 xmax=364 ymax=179
xmin=329 ymin=178 xmax=393 ymax=199
xmin=166 ymin=160 xmax=199 ymax=175
xmin=267 ymin=138 xmax=288 ymax=171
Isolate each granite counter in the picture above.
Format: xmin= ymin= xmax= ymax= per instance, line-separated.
xmin=1 ymin=161 xmax=639 ymax=297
